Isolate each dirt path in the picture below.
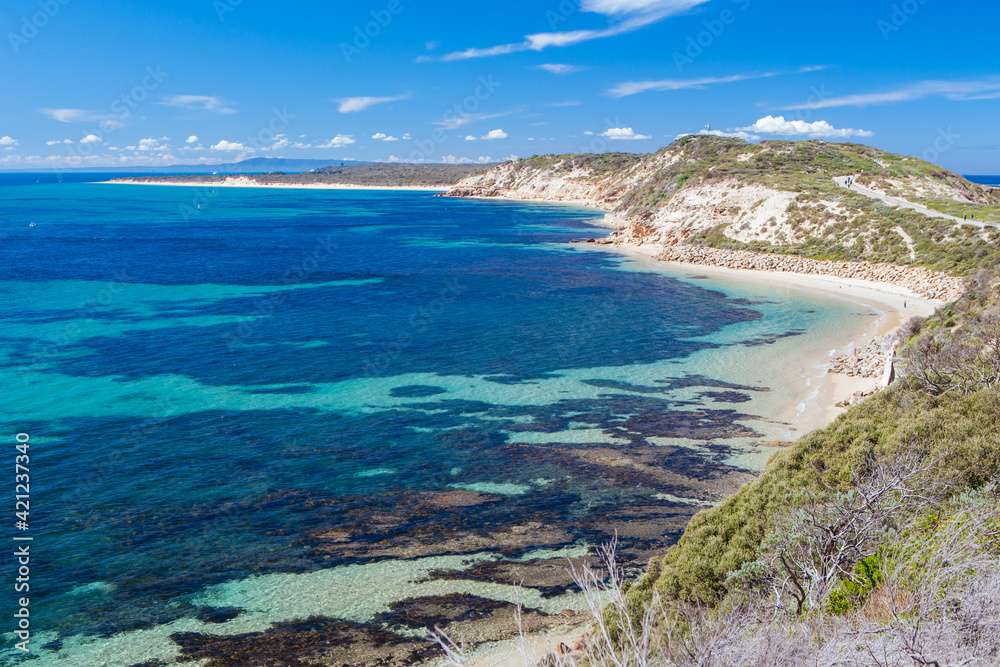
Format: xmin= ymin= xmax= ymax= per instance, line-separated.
xmin=834 ymin=176 xmax=996 ymax=229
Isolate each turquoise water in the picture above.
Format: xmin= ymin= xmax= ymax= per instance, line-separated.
xmin=0 ymin=177 xmax=878 ymax=665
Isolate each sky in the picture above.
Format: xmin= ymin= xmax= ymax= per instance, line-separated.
xmin=1 ymin=0 xmax=999 ymax=173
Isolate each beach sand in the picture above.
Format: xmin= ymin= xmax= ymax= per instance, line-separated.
xmin=608 ymin=242 xmax=938 ymax=433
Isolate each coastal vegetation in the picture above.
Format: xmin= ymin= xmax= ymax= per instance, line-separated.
xmin=612 ymin=275 xmax=1000 ymax=665
xmin=111 ymin=162 xmax=494 ymax=187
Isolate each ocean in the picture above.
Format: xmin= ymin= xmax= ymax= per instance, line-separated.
xmin=0 ymin=175 xmax=885 ymax=665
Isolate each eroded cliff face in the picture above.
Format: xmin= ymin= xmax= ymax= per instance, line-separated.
xmin=445 ymin=157 xmax=817 ymax=247
xmin=444 ymin=137 xmax=997 ymax=252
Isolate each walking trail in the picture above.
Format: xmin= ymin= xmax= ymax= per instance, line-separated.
xmin=834 ymin=176 xmax=996 ymax=230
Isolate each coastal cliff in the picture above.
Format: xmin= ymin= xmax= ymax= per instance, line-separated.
xmin=446 ymin=136 xmax=1000 ymax=280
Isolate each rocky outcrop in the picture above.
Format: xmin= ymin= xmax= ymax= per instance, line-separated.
xmin=828 ymin=333 xmax=898 ymax=379
xmin=653 ymin=246 xmax=967 ymax=302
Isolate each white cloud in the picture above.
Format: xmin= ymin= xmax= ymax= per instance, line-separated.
xmin=160 ymin=95 xmax=236 ymax=114
xmin=583 ymin=130 xmax=595 ymax=136
xmin=0 ymin=136 xmax=18 ymax=147
xmin=535 ymin=64 xmax=582 ymax=75
xmin=600 ymin=127 xmax=651 ymax=140
xmin=46 ymin=139 xmax=73 ymax=145
xmin=785 ymin=78 xmax=1000 ymax=110
xmin=211 ymin=140 xmax=249 ymax=151
xmin=80 ymin=134 xmax=102 ymax=144
xmin=134 ymin=136 xmax=170 ymax=151
xmin=402 ymin=133 xmax=412 ymax=140
xmin=186 ymin=135 xmax=199 ymax=144
xmin=482 ymin=129 xmax=508 ymax=140
xmin=422 ymin=0 xmax=708 ymax=62
xmin=465 ymin=135 xmax=477 ymax=141
xmin=736 ymin=115 xmax=873 ymax=139
xmin=337 ymin=94 xmax=410 ymax=113
xmin=609 ymin=66 xmax=824 ymax=98
xmin=372 ymin=133 xmax=399 ymax=141
xmin=315 ymin=134 xmax=356 ymax=148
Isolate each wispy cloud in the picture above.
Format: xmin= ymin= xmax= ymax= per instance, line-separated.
xmin=785 ymin=78 xmax=1000 ymax=110
xmin=609 ymin=66 xmax=824 ymax=98
xmin=46 ymin=139 xmax=73 ymax=145
xmin=736 ymin=115 xmax=872 ymax=138
xmin=434 ymin=108 xmax=523 ymax=130
xmin=372 ymin=132 xmax=400 ymax=141
xmin=421 ymin=0 xmax=708 ymax=62
xmin=535 ymin=63 xmax=583 ymax=75
xmin=160 ymin=95 xmax=236 ymax=114
xmin=0 ymin=136 xmax=18 ymax=147
xmin=600 ymin=127 xmax=651 ymax=140
xmin=40 ymin=108 xmax=125 ymax=129
xmin=337 ymin=94 xmax=410 ymax=113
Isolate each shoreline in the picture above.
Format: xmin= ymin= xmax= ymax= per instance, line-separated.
xmin=596 ymin=242 xmax=940 ymax=434
xmin=457 ymin=238 xmax=947 ymax=667
xmin=100 ymin=178 xmax=449 ymax=192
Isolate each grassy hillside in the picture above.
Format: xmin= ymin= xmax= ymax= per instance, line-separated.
xmin=609 ymin=274 xmax=1000 ymax=664
xmin=467 ymin=137 xmax=1000 ymax=277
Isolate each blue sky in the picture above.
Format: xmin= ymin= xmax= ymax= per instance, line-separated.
xmin=1 ymin=0 xmax=999 ymax=172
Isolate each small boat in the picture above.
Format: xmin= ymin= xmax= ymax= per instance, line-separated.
xmin=29 ymin=222 xmax=35 ymax=227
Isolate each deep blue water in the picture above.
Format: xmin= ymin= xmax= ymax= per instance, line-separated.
xmin=0 ymin=176 xmax=874 ymax=665
xmin=966 ymin=175 xmax=1000 ymax=186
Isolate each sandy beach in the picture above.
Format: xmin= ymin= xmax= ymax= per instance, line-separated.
xmin=598 ymin=242 xmax=940 ymax=434
xmin=101 ymin=178 xmax=449 ymax=192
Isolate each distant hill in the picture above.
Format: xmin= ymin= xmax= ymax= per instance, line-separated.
xmin=446 ymin=137 xmax=1000 ymax=276
xmin=5 ymin=157 xmax=370 ymax=175
xmin=109 ymin=163 xmax=495 ymax=188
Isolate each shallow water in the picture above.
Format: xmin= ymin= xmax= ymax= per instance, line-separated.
xmin=0 ymin=177 xmax=877 ymax=665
